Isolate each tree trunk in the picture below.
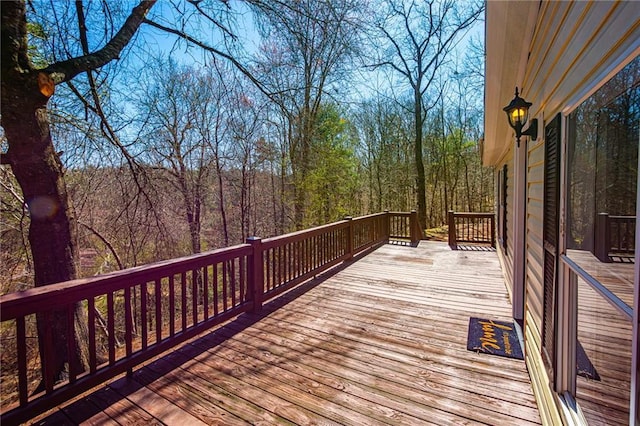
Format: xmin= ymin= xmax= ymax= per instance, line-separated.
xmin=414 ymin=89 xmax=427 ymax=232
xmin=1 ymin=70 xmax=89 ymax=385
xmin=215 ymin=159 xmax=229 ymax=246
xmin=293 ymin=133 xmax=310 ymax=229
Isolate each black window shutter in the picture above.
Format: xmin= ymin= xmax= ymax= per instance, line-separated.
xmin=542 ymin=113 xmax=561 ymax=381
xmin=502 ymin=164 xmax=508 ymax=249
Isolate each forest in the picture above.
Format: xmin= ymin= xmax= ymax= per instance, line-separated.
xmin=1 ymin=0 xmax=495 ymax=409
xmin=2 ymin=0 xmax=491 ymax=295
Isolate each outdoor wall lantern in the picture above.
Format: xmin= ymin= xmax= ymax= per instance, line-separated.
xmin=503 ymin=87 xmax=538 ymax=146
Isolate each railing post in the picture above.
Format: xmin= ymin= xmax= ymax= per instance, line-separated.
xmin=448 ymin=210 xmax=457 ymax=250
xmin=491 ymin=213 xmax=496 ymax=248
xmin=384 ymin=210 xmax=390 ymax=242
xmin=344 ymin=216 xmax=354 ymax=260
xmin=595 ymin=213 xmax=611 ymax=262
xmin=246 ymin=237 xmax=264 ymax=312
xmin=410 ymin=210 xmax=419 ymax=246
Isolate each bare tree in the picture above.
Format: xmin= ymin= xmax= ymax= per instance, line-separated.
xmin=225 ymin=81 xmax=266 ymax=241
xmin=138 ymin=58 xmax=219 ymax=255
xmin=371 ymin=0 xmax=483 ymax=231
xmin=252 ymin=0 xmax=362 ymax=228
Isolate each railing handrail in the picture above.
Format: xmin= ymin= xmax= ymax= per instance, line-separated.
xmin=0 ymin=210 xmax=420 ymax=424
xmin=0 ymin=244 xmax=252 ymax=322
xmin=262 ymin=219 xmax=349 ymax=246
xmin=451 ymin=212 xmax=495 ymax=218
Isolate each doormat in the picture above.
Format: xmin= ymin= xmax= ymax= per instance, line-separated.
xmin=467 ymin=317 xmax=524 ymax=360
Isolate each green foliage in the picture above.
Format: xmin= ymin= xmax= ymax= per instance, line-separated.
xmin=306 ymin=104 xmax=361 ymax=225
xmin=26 ymin=22 xmax=49 ymax=68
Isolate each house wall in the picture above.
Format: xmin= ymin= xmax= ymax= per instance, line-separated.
xmin=489 ymin=1 xmax=640 ymax=423
xmin=525 ymin=137 xmax=545 ymax=334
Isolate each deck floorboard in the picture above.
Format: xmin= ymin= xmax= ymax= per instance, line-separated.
xmin=31 ymin=241 xmax=541 ymax=425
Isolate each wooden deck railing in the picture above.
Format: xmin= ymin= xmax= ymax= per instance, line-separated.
xmin=0 ymin=211 xmax=419 ymax=424
xmin=594 ymin=213 xmax=636 ymax=262
xmin=447 ymin=211 xmax=496 ymax=250
xmin=388 ymin=210 xmax=422 ymax=245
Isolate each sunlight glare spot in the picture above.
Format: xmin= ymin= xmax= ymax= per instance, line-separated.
xmin=28 ymin=196 xmax=59 ymax=219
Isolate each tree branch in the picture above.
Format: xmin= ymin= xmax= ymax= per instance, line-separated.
xmin=77 ymin=220 xmax=124 ymax=270
xmin=43 ymin=1 xmax=157 ymax=84
xmin=142 ymin=18 xmax=278 ymax=100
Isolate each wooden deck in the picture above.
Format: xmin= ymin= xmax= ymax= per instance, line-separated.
xmin=30 ymin=241 xmax=541 ymax=425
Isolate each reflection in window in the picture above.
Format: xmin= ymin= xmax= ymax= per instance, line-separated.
xmin=576 ymin=277 xmax=633 ymax=425
xmin=568 ymin=58 xmax=639 ymax=256
xmin=567 ymin=56 xmax=639 ymax=425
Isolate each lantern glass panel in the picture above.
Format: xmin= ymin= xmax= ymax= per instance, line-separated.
xmin=509 ymin=107 xmax=528 ymax=128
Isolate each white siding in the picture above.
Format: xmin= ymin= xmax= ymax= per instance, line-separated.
xmin=524 ymin=1 xmax=640 ymax=118
xmin=526 ymin=138 xmax=545 ymax=331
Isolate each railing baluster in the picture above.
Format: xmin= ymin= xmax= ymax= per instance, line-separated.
xmin=140 ymin=285 xmax=147 ymax=351
xmin=294 ymin=241 xmax=298 ymax=278
xmin=278 ymin=245 xmax=282 ymax=287
xmin=472 ymin=217 xmax=476 ymax=241
xmin=294 ymin=241 xmax=298 ymax=277
xmin=203 ymin=267 xmax=209 ymax=320
xmin=295 ymin=241 xmax=299 ymax=277
xmin=88 ymin=297 xmax=96 ymax=373
xmin=323 ymin=232 xmax=327 ymax=264
xmin=66 ymin=304 xmax=77 ymax=383
xmin=269 ymin=249 xmax=275 ymax=291
xmin=231 ymin=259 xmax=237 ymax=308
xmin=169 ymin=274 xmax=176 ymax=337
xmin=330 ymin=229 xmax=334 ymax=259
xmin=239 ymin=256 xmax=245 ymax=303
xmin=124 ymin=286 xmax=132 ymax=358
xmin=300 ymin=240 xmax=304 ymax=276
xmin=287 ymin=242 xmax=291 ymax=281
xmin=286 ymin=242 xmax=290 ymax=281
xmin=192 ymin=269 xmax=198 ymax=326
xmin=107 ymin=292 xmax=116 ymax=364
xmin=281 ymin=245 xmax=286 ymax=284
xmin=181 ymin=272 xmax=187 ymax=331
xmin=16 ymin=316 xmax=27 ymax=406
xmin=43 ymin=310 xmax=54 ymax=393
xmin=155 ymin=278 xmax=162 ymax=344
xmin=213 ymin=264 xmax=219 ymax=316
xmin=223 ymin=261 xmax=228 ymax=312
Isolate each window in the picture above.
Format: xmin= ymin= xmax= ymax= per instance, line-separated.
xmin=565 ymin=55 xmax=639 ymax=424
